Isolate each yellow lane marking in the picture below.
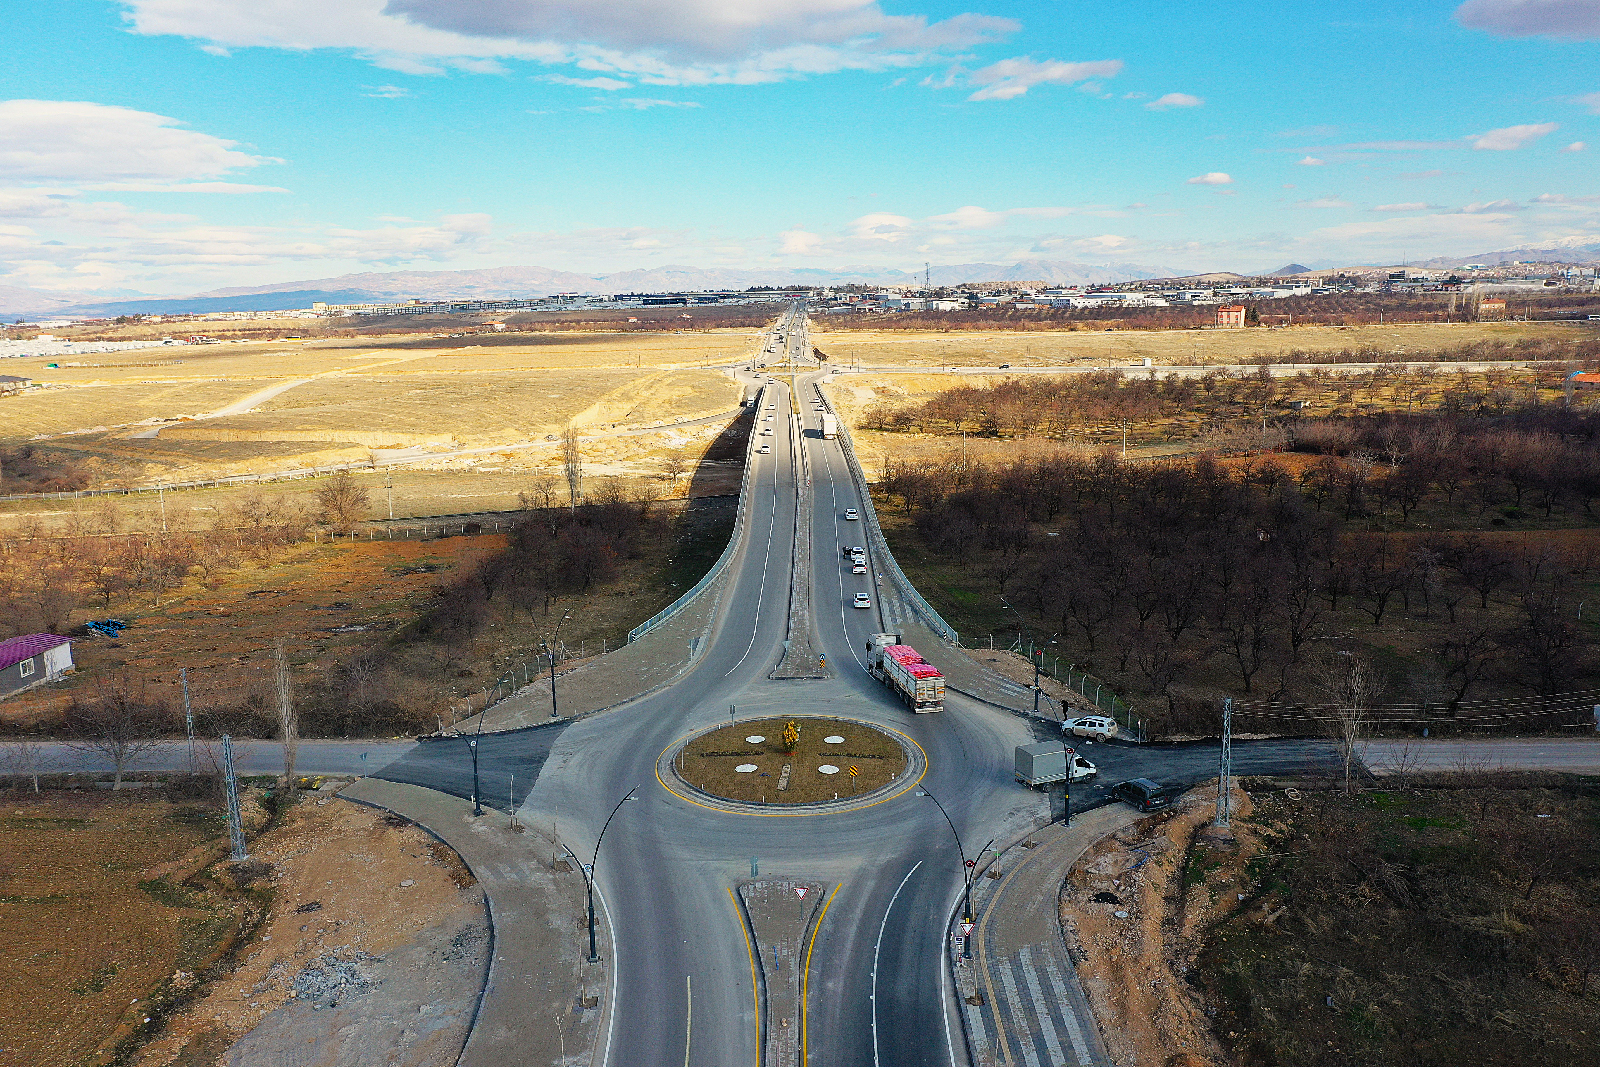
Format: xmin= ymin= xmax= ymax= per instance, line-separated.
xmin=802 ymin=881 xmax=842 ymax=1067
xmin=728 ymin=886 xmax=762 ymax=1067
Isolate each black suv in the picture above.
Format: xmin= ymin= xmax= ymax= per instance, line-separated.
xmin=1111 ymin=778 xmax=1172 ymax=811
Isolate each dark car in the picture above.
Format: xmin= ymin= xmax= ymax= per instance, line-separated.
xmin=1111 ymin=778 xmax=1172 ymax=811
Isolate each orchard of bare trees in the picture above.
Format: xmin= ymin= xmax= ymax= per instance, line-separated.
xmin=879 ymin=432 xmax=1599 ymax=736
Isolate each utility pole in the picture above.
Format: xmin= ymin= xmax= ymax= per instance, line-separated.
xmin=222 ymin=735 xmax=247 ymax=862
xmin=180 ymin=667 xmax=194 ymax=774
xmin=918 ymin=787 xmax=974 ymax=956
xmin=1215 ymin=697 xmax=1233 ymax=829
xmin=386 ymin=472 xmax=393 ymax=520
xmin=587 ymin=788 xmax=638 ymax=962
xmin=158 ymin=483 xmax=167 ymax=532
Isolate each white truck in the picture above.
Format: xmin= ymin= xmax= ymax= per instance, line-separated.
xmin=1014 ymin=741 xmax=1097 ymax=788
xmin=866 ymin=632 xmax=944 ymax=712
xmin=820 ymin=413 xmax=838 ymax=439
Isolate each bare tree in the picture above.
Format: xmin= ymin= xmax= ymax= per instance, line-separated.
xmin=0 ymin=738 xmax=52 ymax=792
xmin=274 ymin=639 xmax=299 ymax=795
xmin=561 ymin=424 xmax=584 ymax=509
xmin=1314 ymin=652 xmax=1382 ymax=794
xmin=517 ymin=474 xmax=558 ymax=511
xmin=661 ymin=449 xmax=690 ymax=484
xmin=66 ymin=675 xmax=169 ymax=789
xmin=315 ymin=470 xmax=369 ymax=533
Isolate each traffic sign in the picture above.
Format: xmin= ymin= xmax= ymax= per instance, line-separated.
xmin=965 ymin=859 xmax=975 ymax=868
xmin=795 ymin=886 xmax=809 ymax=899
xmin=960 ymin=922 xmax=975 ymax=935
xmin=848 ymin=765 xmax=859 ymax=777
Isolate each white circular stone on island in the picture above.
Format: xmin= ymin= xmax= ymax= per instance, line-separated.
xmin=735 ymin=764 xmax=758 ymax=773
xmin=818 ymin=765 xmax=840 ymax=775
xmin=823 ymin=735 xmax=845 ymax=745
xmin=745 ymin=735 xmax=766 ymax=744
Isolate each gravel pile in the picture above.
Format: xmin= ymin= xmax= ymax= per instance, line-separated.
xmin=290 ymin=949 xmax=382 ymax=1009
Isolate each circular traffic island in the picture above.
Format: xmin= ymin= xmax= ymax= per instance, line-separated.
xmin=673 ymin=717 xmax=909 ymax=806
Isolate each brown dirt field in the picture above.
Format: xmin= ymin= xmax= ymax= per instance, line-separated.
xmin=1063 ymin=782 xmax=1252 ymax=1067
xmin=0 ymin=792 xmax=249 ymax=1066
xmin=134 ymin=791 xmax=482 ymax=1067
xmin=810 ymin=321 xmax=1582 ymax=368
xmin=676 ymin=717 xmax=907 ymax=804
xmin=0 ymin=536 xmax=502 ymax=732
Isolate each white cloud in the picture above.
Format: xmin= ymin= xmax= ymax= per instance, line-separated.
xmin=615 ymin=98 xmax=701 ymax=109
xmin=1576 ymin=92 xmax=1600 ymax=114
xmin=0 ymin=99 xmax=273 ymax=184
xmin=82 ymin=181 xmax=290 ymax=193
xmin=547 ymin=74 xmax=634 ymax=89
xmin=1456 ymin=0 xmax=1600 ymax=40
xmin=1372 ymin=202 xmax=1437 ymax=212
xmin=1458 ymin=199 xmax=1525 ymax=213
xmin=119 ymin=0 xmax=1020 ymax=86
xmin=779 ymin=227 xmax=824 ymax=255
xmin=1298 ymin=196 xmax=1351 ymax=209
xmin=1532 ymin=192 xmax=1600 ymax=203
xmin=849 ymin=211 xmax=915 ymax=240
xmin=1186 ymin=172 xmax=1232 ymax=185
xmin=1296 ymin=156 xmax=1325 ymax=166
xmin=965 ymin=57 xmax=1123 ymax=101
xmin=1472 ymin=122 xmax=1558 ymax=150
xmin=1145 ymin=92 xmax=1203 ymax=110
xmin=926 ymin=205 xmax=1008 ymax=229
xmin=1562 ymin=141 xmax=1586 ymax=152
xmin=363 ymin=84 xmax=411 ymax=98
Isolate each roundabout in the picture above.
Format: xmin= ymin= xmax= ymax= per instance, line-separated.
xmin=657 ymin=715 xmax=926 ymax=814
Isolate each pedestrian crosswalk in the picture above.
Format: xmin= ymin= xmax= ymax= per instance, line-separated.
xmin=975 ymin=945 xmax=1105 ymax=1066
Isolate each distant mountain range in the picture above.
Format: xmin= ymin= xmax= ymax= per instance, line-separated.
xmin=4 ymin=242 xmax=1597 ymax=319
xmin=2 ymin=259 xmax=1185 ymax=318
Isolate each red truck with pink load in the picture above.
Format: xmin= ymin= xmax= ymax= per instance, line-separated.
xmin=866 ymin=633 xmax=945 ymax=712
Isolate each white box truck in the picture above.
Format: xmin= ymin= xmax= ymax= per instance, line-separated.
xmin=1014 ymin=741 xmax=1097 ymax=788
xmin=821 ymin=413 xmax=838 ymax=439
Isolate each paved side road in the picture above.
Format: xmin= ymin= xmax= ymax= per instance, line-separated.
xmin=1366 ymin=737 xmax=1600 ymax=774
xmin=0 ymin=739 xmax=417 ymax=777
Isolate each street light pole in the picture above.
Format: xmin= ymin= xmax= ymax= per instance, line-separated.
xmin=921 ymin=783 xmax=966 ymax=959
xmin=587 ymin=787 xmax=638 ymax=963
xmin=545 ymin=610 xmax=572 ymax=719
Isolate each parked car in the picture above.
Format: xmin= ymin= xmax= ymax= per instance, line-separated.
xmin=853 ymin=593 xmax=872 ymax=609
xmin=844 ymin=508 xmax=859 ymax=520
xmin=1064 ymin=715 xmax=1119 ymax=740
xmin=1111 ymin=778 xmax=1172 ymax=811
xmin=852 ymin=563 xmax=867 ymax=574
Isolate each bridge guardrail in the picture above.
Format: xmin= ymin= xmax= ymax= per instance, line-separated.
xmin=815 ymin=380 xmax=960 ymax=645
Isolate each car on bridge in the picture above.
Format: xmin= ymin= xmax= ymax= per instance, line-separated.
xmin=852 ymin=562 xmax=866 ymax=574
xmin=844 ymin=508 xmax=859 ymax=520
xmin=758 ymin=445 xmax=771 ymax=454
xmin=853 ymin=592 xmax=872 ymax=609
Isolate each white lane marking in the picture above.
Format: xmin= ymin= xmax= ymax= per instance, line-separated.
xmin=872 ymin=860 xmax=923 ymax=1067
xmin=995 ymin=960 xmax=1042 ymax=1067
xmin=684 ymin=973 xmax=693 ymax=1067
xmin=941 ymin=920 xmax=960 ymax=1067
xmin=1041 ymin=954 xmax=1094 ymax=1064
xmin=599 ymin=874 xmax=622 ymax=1067
xmin=723 ymin=386 xmax=786 ymax=677
xmin=808 ymin=381 xmax=869 ymax=670
xmin=1017 ymin=946 xmax=1065 ymax=1064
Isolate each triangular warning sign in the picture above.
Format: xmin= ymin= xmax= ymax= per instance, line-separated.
xmin=795 ymin=887 xmax=809 ymax=899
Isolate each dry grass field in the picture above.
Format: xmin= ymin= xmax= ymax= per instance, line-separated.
xmin=0 ymin=329 xmax=754 ymax=495
xmin=811 ymin=320 xmax=1587 ymax=368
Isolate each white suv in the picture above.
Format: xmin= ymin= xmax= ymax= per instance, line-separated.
xmin=1064 ymin=715 xmax=1118 ymax=740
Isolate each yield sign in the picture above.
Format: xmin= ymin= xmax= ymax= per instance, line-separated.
xmin=795 ymin=887 xmax=809 ymax=899
xmin=960 ymin=922 xmax=975 ymax=936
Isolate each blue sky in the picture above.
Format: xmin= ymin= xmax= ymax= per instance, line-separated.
xmin=1 ymin=0 xmax=1597 ymax=294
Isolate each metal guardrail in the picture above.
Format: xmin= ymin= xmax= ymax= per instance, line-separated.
xmin=627 ymin=381 xmax=771 ymax=643
xmin=818 ymin=380 xmax=960 ymax=645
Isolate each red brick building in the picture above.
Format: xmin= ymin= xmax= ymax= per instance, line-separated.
xmin=1216 ymin=304 xmax=1247 ymax=327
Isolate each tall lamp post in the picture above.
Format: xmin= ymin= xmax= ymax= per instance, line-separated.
xmin=917 ymin=787 xmax=974 ymax=955
xmin=543 ymin=610 xmax=572 ymax=719
xmin=467 ymin=713 xmax=483 ymax=825
xmin=584 ymin=787 xmax=637 ymax=963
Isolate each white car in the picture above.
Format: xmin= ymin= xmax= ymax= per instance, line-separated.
xmin=766 ymin=404 xmax=776 ymax=410
xmin=1064 ymin=715 xmax=1119 ymax=740
xmin=760 ymin=427 xmax=772 ymax=435
xmin=844 ymin=508 xmax=859 ymax=520
xmin=757 ymin=445 xmax=771 ymax=454
xmin=851 ymin=563 xmax=866 ymax=574
xmin=853 ymin=593 xmax=872 ymax=609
